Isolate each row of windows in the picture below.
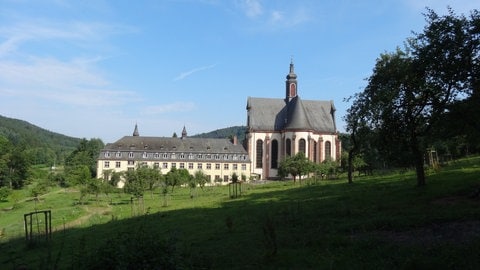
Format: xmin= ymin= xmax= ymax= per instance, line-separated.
xmin=256 ymin=139 xmax=332 ymax=169
xmin=103 ymin=151 xmax=248 ymax=161
xmin=104 ymin=161 xmax=247 ymax=171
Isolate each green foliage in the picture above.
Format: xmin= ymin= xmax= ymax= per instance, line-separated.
xmin=124 ymin=170 xmax=145 ymax=198
xmin=66 ymin=165 xmax=91 ymax=187
xmin=345 ymin=8 xmax=480 ymax=186
xmin=192 ymin=125 xmax=247 ymax=142
xmin=0 ymin=186 xmax=11 ymax=201
xmin=0 ymin=114 xmax=81 ymax=165
xmin=165 ymin=167 xmax=191 ymax=192
xmin=194 ymin=170 xmax=208 ymax=189
xmin=278 ymin=152 xmax=314 ymax=182
xmin=0 ymin=138 xmax=30 ymax=189
xmin=65 ymin=138 xmax=104 ymax=178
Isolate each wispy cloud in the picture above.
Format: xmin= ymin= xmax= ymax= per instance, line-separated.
xmin=236 ymin=1 xmax=313 ymax=31
xmin=0 ymin=16 xmax=138 ymax=107
xmin=141 ymin=102 xmax=196 ymax=115
xmin=173 ymin=63 xmax=217 ymax=81
xmin=0 ymin=57 xmax=137 ymax=106
xmin=0 ymin=20 xmax=134 ymax=58
xmin=237 ymin=0 xmax=263 ymax=18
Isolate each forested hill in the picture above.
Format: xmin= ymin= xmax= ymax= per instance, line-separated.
xmin=192 ymin=126 xmax=247 ymax=143
xmin=0 ymin=115 xmax=82 ymax=164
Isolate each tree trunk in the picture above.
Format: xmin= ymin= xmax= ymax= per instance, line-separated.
xmin=347 ymin=150 xmax=354 ymax=184
xmin=411 ymin=137 xmax=426 ymax=186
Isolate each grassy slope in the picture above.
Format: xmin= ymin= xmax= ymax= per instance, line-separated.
xmin=1 ymin=156 xmax=480 ymax=269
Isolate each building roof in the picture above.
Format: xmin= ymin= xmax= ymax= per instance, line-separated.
xmin=246 ymin=96 xmax=337 ymax=133
xmin=101 ymin=136 xmax=248 ymax=154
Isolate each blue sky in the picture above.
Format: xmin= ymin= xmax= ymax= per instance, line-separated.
xmin=0 ymin=0 xmax=477 ymax=142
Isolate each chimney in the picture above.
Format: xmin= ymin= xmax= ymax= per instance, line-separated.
xmin=233 ymin=135 xmax=238 ymax=145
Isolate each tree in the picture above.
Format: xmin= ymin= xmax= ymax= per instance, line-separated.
xmin=65 ymin=138 xmax=104 ymax=178
xmin=278 ymin=152 xmax=313 ymax=183
xmin=193 ymin=170 xmax=208 ymax=190
xmin=124 ymin=170 xmax=145 ymax=198
xmin=5 ymin=147 xmax=30 ymax=189
xmin=346 ymin=8 xmax=479 ymax=186
xmin=136 ymin=165 xmax=162 ymax=197
xmin=165 ymin=168 xmax=190 ymax=192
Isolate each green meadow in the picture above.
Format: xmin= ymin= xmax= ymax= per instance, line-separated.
xmin=1 ymin=156 xmax=480 ymax=269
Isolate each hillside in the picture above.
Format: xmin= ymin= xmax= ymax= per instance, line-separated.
xmin=0 ymin=115 xmax=81 ymax=148
xmin=0 ymin=115 xmax=82 ymax=163
xmin=192 ymin=125 xmax=247 ymax=142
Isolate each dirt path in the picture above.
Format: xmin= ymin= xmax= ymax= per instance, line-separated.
xmin=59 ymin=204 xmax=112 ymax=230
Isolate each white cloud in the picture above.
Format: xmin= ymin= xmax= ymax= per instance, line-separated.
xmin=141 ymin=102 xmax=196 ymax=115
xmin=236 ymin=1 xmax=313 ymax=31
xmin=173 ymin=63 xmax=217 ymax=81
xmin=238 ymin=0 xmax=263 ymax=18
xmin=0 ymin=56 xmax=137 ymax=107
xmin=267 ymin=7 xmax=311 ymax=27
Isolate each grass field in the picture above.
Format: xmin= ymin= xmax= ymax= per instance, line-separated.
xmin=1 ymin=156 xmax=480 ymax=269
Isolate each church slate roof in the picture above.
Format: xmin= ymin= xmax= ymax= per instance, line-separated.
xmin=247 ymin=96 xmax=337 ymax=133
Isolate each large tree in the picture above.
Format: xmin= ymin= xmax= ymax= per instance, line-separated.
xmin=65 ymin=138 xmax=104 ymax=178
xmin=346 ymin=8 xmax=479 ymax=186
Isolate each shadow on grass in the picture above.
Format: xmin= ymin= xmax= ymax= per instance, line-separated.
xmin=1 ymin=163 xmax=480 ymax=269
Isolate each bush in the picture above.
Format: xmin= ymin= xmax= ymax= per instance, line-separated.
xmin=0 ymin=186 xmax=12 ymax=201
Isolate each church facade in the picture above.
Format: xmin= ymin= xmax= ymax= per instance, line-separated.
xmin=245 ymin=61 xmax=341 ymax=179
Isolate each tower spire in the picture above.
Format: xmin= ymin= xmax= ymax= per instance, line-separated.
xmin=285 ymin=59 xmax=298 ymax=103
xmin=133 ymin=123 xmax=139 ymax=136
xmin=181 ymin=125 xmax=187 ymax=139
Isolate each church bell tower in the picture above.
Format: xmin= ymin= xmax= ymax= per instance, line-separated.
xmin=285 ymin=59 xmax=298 ymax=103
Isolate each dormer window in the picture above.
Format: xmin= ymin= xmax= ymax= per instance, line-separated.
xmin=142 ymin=152 xmax=148 ymax=158
xmin=104 ymin=152 xmax=110 ymax=158
xmin=128 ymin=152 xmax=134 ymax=158
xmin=116 ymin=152 xmax=122 ymax=158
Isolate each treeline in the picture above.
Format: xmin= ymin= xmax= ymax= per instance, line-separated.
xmin=345 ymin=8 xmax=480 ymax=185
xmin=192 ymin=125 xmax=247 ymax=142
xmin=0 ymin=115 xmax=81 ymax=165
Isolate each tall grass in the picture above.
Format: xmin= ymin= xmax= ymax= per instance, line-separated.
xmin=1 ymin=156 xmax=480 ymax=269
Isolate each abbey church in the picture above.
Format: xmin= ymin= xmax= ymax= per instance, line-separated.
xmin=245 ymin=61 xmax=340 ymax=179
xmin=97 ymin=61 xmax=340 ymax=183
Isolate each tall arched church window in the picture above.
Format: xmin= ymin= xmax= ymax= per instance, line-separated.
xmin=299 ymin=139 xmax=306 ymax=155
xmin=313 ymin=141 xmax=318 ymax=162
xmin=271 ymin=139 xmax=278 ymax=169
xmin=286 ymin=138 xmax=291 ymax=156
xmin=325 ymin=141 xmax=332 ymax=161
xmin=256 ymin=140 xmax=263 ymax=168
